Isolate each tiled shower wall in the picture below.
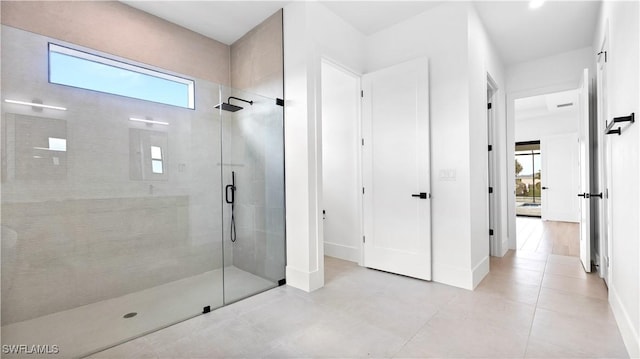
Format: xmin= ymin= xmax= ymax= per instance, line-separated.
xmin=0 ymin=1 xmax=230 ymax=85
xmin=228 ymin=11 xmax=285 ymax=282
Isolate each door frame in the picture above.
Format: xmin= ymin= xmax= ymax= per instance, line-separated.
xmin=319 ymin=57 xmax=364 ymax=266
xmin=487 ymin=75 xmax=500 ymax=256
xmin=595 ymin=30 xmax=611 ymax=283
xmin=506 ymin=82 xmax=581 ymax=250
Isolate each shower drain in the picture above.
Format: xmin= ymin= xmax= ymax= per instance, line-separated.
xmin=123 ymin=312 xmax=137 ymax=319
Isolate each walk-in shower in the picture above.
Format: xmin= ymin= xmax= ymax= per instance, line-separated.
xmin=0 ymin=25 xmax=285 ymax=358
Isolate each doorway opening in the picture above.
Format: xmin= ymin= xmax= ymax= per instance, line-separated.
xmin=320 ymin=59 xmax=363 ymax=281
xmin=512 ymin=88 xmax=582 ymax=257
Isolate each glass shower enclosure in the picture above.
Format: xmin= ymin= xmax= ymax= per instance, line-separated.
xmin=1 ymin=25 xmax=285 ymax=358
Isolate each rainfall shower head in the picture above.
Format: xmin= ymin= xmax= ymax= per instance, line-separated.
xmin=215 ymin=96 xmax=253 ymax=112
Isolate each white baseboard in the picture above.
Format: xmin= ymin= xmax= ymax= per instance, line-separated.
xmin=471 ymin=256 xmax=490 ymax=289
xmin=433 ymin=263 xmax=474 ymax=290
xmin=501 ymin=239 xmax=510 ymax=256
xmin=609 ymin=285 xmax=640 ymax=358
xmin=324 ymin=242 xmax=359 ymax=263
xmin=285 ymin=266 xmax=324 ymax=292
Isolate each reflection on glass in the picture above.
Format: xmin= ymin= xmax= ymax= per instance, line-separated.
xmin=48 ymin=137 xmax=67 ymax=151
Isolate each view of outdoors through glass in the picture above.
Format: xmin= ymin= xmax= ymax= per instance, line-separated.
xmin=515 ymin=142 xmax=541 ymax=217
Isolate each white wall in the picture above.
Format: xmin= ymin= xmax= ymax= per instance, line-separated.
xmin=283 ymin=2 xmax=365 ymax=291
xmin=467 ymin=6 xmax=508 ymax=284
xmin=505 ymin=47 xmax=594 ymax=250
xmin=366 ymin=3 xmax=472 ymax=288
xmin=321 ymin=60 xmax=361 ymax=263
xmin=366 ymin=2 xmax=506 ymax=289
xmin=593 ymin=1 xmax=640 ymax=356
xmin=285 ymin=1 xmax=507 ymax=291
xmin=515 ymin=113 xmax=578 ymax=142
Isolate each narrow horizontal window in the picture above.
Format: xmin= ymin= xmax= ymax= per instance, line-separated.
xmin=48 ymin=43 xmax=195 ymax=109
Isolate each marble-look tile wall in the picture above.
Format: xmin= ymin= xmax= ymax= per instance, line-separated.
xmin=227 ymin=10 xmax=285 ymax=283
xmin=223 ymin=92 xmax=285 ymax=283
xmin=0 ymin=1 xmax=230 ymax=86
xmin=1 ymin=26 xmax=224 ymax=324
xmin=230 ymin=10 xmax=284 ymax=100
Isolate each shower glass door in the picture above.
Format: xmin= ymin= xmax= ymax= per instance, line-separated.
xmin=219 ymin=86 xmax=286 ymax=304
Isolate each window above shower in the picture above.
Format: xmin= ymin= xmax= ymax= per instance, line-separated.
xmin=48 ymin=43 xmax=195 ymax=109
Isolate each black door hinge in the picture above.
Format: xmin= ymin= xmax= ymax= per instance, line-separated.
xmin=363 ymin=236 xmax=366 ymax=243
xmin=597 ymin=51 xmax=607 ymax=63
xmin=489 ymin=187 xmax=493 ymax=194
xmin=361 ymin=90 xmax=364 ymax=98
xmin=489 ymin=229 xmax=494 ymax=236
xmin=487 ymin=103 xmax=492 ymax=110
xmin=488 ymin=145 xmax=492 ymax=151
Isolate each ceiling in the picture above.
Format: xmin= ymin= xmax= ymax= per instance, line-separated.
xmin=514 ymin=89 xmax=578 ymax=121
xmin=474 ymin=1 xmax=601 ymax=65
xmin=321 ymin=1 xmax=443 ymax=35
xmin=121 ymin=1 xmax=602 ymax=65
xmin=121 ymin=1 xmax=291 ymax=45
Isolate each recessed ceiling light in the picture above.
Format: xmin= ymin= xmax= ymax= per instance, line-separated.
xmin=529 ymin=0 xmax=546 ymax=9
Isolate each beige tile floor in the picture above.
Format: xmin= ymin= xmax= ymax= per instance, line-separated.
xmin=91 ymin=219 xmax=628 ymax=358
xmin=1 ymin=267 xmax=274 ymax=359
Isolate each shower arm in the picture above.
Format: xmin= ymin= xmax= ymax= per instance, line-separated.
xmin=228 ymin=96 xmax=253 ymax=106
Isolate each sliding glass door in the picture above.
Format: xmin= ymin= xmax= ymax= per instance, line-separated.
xmin=515 ymin=141 xmax=542 ymax=217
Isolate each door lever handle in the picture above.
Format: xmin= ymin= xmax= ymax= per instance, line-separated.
xmin=577 ymin=193 xmax=590 ymax=198
xmin=589 ymin=193 xmax=603 ymax=198
xmin=411 ymin=192 xmax=428 ymax=199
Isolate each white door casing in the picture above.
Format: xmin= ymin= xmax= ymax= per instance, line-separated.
xmin=596 ymin=45 xmax=611 ymax=284
xmin=362 ymin=58 xmax=431 ymax=280
xmin=578 ymin=68 xmax=592 ymax=272
xmin=541 ymin=133 xmax=580 ymax=223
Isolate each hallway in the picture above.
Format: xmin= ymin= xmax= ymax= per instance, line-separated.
xmin=516 ymin=216 xmax=580 ymax=257
xmin=92 ymin=250 xmax=626 ymax=358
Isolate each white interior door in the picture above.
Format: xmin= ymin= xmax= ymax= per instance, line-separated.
xmin=541 ymin=133 xmax=580 ymax=222
xmin=577 ymin=68 xmax=592 ymax=272
xmin=362 ymin=58 xmax=431 ymax=280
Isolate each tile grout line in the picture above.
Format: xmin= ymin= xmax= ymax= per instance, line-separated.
xmin=388 ymin=291 xmax=462 ymax=359
xmin=522 ymin=252 xmax=550 ymax=358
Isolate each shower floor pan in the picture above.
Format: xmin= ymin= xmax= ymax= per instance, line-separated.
xmin=1 ymin=266 xmax=275 ymax=358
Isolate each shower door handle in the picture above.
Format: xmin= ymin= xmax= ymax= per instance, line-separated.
xmin=225 ymin=185 xmax=235 ymax=204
